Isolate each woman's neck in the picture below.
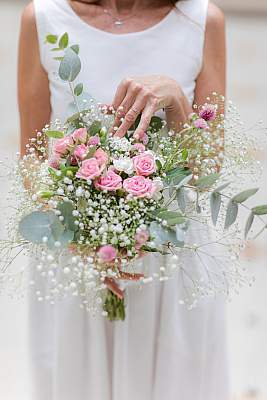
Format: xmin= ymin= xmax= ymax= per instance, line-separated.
xmin=102 ymin=0 xmax=169 ymax=12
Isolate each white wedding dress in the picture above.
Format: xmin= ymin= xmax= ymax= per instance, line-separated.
xmin=30 ymin=1 xmax=230 ymax=399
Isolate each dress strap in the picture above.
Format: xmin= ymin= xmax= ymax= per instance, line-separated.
xmin=176 ymin=0 xmax=209 ymax=31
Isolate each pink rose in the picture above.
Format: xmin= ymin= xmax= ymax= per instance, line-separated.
xmin=194 ymin=118 xmax=208 ymax=129
xmin=94 ymin=170 xmax=122 ymax=191
xmin=53 ymin=135 xmax=73 ymax=156
xmin=72 ymin=128 xmax=87 ymax=143
xmin=135 ymin=229 xmax=149 ymax=249
xmin=48 ymin=154 xmax=61 ymax=169
xmin=73 ymin=144 xmax=89 ymax=160
xmin=199 ymin=104 xmax=217 ymax=121
xmin=76 ymin=158 xmax=102 ymax=180
xmin=131 ymin=143 xmax=146 ymax=153
xmin=94 ymin=148 xmax=109 ymax=168
xmin=123 ymin=175 xmax=155 ymax=198
xmin=88 ymin=135 xmax=100 ymax=146
xmin=133 ymin=152 xmax=156 ymax=177
xmin=142 ymin=133 xmax=149 ymax=145
xmin=98 ymin=245 xmax=117 ymax=263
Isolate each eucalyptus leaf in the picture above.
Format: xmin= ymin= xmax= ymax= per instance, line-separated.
xmin=149 ymin=222 xmax=178 ymax=246
xmin=166 ymin=167 xmax=191 ymax=179
xmin=176 ymin=188 xmax=186 ymax=213
xmin=174 ymin=174 xmax=193 ymax=190
xmin=19 ymin=211 xmax=59 ymax=244
xmin=232 ymin=188 xmax=259 ymax=204
xmin=74 ymin=83 xmax=83 ymax=96
xmin=175 ymin=222 xmax=189 ymax=247
xmin=195 ymin=173 xmax=220 ymax=190
xmin=252 ymin=205 xmax=267 ymax=215
xmin=210 ymin=192 xmax=222 ymax=226
xmin=70 ymin=44 xmax=80 ymax=54
xmin=59 ymin=47 xmax=81 ymax=82
xmin=149 ymin=222 xmax=169 ymax=245
xmin=45 ymin=34 xmax=58 ymax=44
xmin=57 ymin=201 xmax=77 ymax=231
xmin=156 ymin=210 xmax=185 ymax=226
xmin=50 ymin=217 xmax=65 ymax=240
xmin=245 ymin=212 xmax=254 ymax=238
xmin=59 ymin=32 xmax=69 ymax=49
xmin=224 ymin=200 xmax=238 ymax=229
xmin=45 ymin=130 xmax=64 ymax=139
xmin=213 ymin=182 xmax=231 ymax=193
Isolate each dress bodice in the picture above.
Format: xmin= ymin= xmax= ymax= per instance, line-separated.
xmin=34 ymin=0 xmax=209 ymax=122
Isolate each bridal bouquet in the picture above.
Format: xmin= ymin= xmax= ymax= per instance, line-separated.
xmin=0 ymin=33 xmax=266 ymax=320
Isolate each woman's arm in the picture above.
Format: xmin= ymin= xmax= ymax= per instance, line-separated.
xmin=18 ymin=2 xmax=51 ymax=156
xmin=194 ymin=3 xmax=226 ymax=106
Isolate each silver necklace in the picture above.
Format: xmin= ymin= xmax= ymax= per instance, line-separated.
xmin=103 ymin=5 xmax=138 ymax=27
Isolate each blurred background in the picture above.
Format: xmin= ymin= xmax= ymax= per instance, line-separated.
xmin=0 ymin=1 xmax=267 ymax=399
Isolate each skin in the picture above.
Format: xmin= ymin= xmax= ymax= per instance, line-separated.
xmin=18 ymin=0 xmax=226 ymax=154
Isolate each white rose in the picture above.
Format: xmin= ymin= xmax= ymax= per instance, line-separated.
xmin=113 ymin=157 xmax=134 ymax=175
xmin=152 ymin=177 xmax=164 ymax=200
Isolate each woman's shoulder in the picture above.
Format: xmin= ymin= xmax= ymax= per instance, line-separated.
xmin=21 ymin=2 xmax=35 ymax=25
xmin=206 ymin=2 xmax=225 ymax=31
xmin=20 ymin=2 xmax=38 ymax=44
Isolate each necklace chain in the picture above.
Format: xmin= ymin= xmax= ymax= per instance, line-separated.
xmin=103 ymin=2 xmax=139 ymax=27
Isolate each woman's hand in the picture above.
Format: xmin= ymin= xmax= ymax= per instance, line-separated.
xmin=111 ymin=75 xmax=192 ymax=139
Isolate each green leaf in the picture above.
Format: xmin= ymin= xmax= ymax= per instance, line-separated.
xmin=174 ymin=174 xmax=193 ymax=190
xmin=57 ymin=201 xmax=77 ymax=231
xmin=245 ymin=212 xmax=254 ymax=239
xmin=59 ymin=32 xmax=69 ymax=49
xmin=213 ymin=182 xmax=231 ymax=193
xmin=149 ymin=222 xmax=180 ymax=246
xmin=252 ymin=205 xmax=267 ymax=215
xmin=89 ymin=120 xmax=102 ymax=135
xmin=19 ymin=211 xmax=62 ymax=244
xmin=195 ymin=173 xmax=220 ymax=190
xmin=175 ymin=222 xmax=189 ymax=247
xmin=149 ymin=116 xmax=163 ymax=133
xmin=53 ymin=56 xmax=64 ymax=61
xmin=45 ymin=34 xmax=58 ymax=44
xmin=232 ymin=188 xmax=259 ymax=204
xmin=210 ymin=192 xmax=222 ymax=226
xmin=181 ymin=148 xmax=188 ymax=161
xmin=156 ymin=210 xmax=185 ymax=226
xmin=59 ymin=47 xmax=81 ymax=82
xmin=45 ymin=130 xmax=64 ymax=139
xmin=37 ymin=191 xmax=54 ymax=200
xmin=74 ymin=83 xmax=83 ymax=96
xmin=156 ymin=159 xmax=162 ymax=172
xmin=176 ymin=188 xmax=186 ymax=213
xmin=70 ymin=44 xmax=80 ymax=54
xmin=224 ymin=200 xmax=238 ymax=229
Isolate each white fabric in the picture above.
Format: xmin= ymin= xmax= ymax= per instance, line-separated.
xmin=30 ymin=0 xmax=230 ymax=399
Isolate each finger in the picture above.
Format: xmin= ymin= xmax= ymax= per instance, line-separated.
xmin=112 ymin=84 xmax=142 ymax=133
xmin=112 ymin=78 xmax=133 ymax=111
xmin=114 ymin=94 xmax=146 ymax=138
xmin=100 ymin=104 xmax=115 ymax=115
xmin=134 ymin=100 xmax=157 ymax=140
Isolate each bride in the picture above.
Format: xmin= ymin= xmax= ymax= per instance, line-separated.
xmin=18 ymin=0 xmax=228 ymax=399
